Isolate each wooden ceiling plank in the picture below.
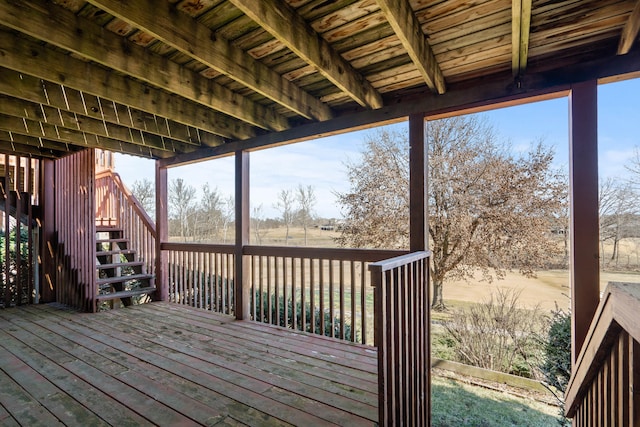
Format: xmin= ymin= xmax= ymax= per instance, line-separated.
xmin=0 ymin=68 xmax=223 ymax=148
xmin=0 ymin=112 xmax=184 ymax=155
xmin=0 ymin=30 xmax=255 ymax=142
xmin=0 ymin=94 xmax=210 ymax=153
xmin=0 ymin=141 xmax=64 ymax=159
xmin=512 ymin=0 xmax=522 ymax=76
xmin=85 ymin=0 xmax=334 ymax=121
xmin=375 ymin=0 xmax=446 ymax=94
xmin=228 ymin=0 xmax=383 ymax=109
xmin=0 ymin=117 xmax=170 ymax=159
xmin=0 ymin=0 xmax=276 ymax=135
xmin=0 ymin=130 xmax=75 ymax=153
xmin=618 ymin=0 xmax=640 ymax=55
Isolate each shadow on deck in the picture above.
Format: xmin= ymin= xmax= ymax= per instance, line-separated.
xmin=0 ymin=302 xmax=378 ymax=426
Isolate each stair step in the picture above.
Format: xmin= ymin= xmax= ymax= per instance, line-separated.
xmin=96 ymin=249 xmax=136 ymax=257
xmin=95 ymin=287 xmax=156 ymax=301
xmin=97 ymin=274 xmax=153 ymax=286
xmin=97 ymin=261 xmax=145 ymax=270
xmin=96 ymin=238 xmax=129 ymax=245
xmin=96 ymin=225 xmax=122 ymax=233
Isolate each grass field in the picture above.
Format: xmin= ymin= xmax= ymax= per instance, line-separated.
xmin=432 ymin=376 xmax=562 ymax=426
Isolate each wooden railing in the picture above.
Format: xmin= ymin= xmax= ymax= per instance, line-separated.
xmin=160 ymin=243 xmax=405 ymax=344
xmin=565 ymin=281 xmax=640 ymax=426
xmin=54 ymin=149 xmax=96 ymax=312
xmin=245 ymin=246 xmax=405 ymax=344
xmin=95 ymin=170 xmax=156 ymax=279
xmin=161 ymin=242 xmax=235 ymax=315
xmin=370 ymin=251 xmax=431 ymax=427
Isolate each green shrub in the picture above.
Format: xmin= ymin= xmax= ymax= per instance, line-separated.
xmin=252 ymin=291 xmax=358 ymax=341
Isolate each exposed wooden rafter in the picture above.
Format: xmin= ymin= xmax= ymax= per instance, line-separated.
xmin=0 ymin=141 xmax=67 ymax=159
xmin=0 ymin=113 xmax=176 ymax=158
xmin=512 ymin=0 xmax=532 ymax=77
xmin=0 ymin=68 xmax=222 ymax=148
xmin=618 ymin=0 xmax=640 ymax=55
xmin=375 ymin=0 xmax=446 ymax=94
xmin=0 ymin=29 xmax=255 ymax=142
xmin=228 ymin=0 xmax=384 ymax=109
xmin=0 ymin=94 xmax=202 ymax=154
xmin=0 ymin=0 xmax=282 ymax=134
xmin=85 ymin=0 xmax=334 ymax=122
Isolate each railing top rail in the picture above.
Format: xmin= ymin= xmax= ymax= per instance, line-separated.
xmin=244 ymin=245 xmax=407 ymax=262
xmin=565 ymin=281 xmax=640 ymax=417
xmin=368 ymin=250 xmax=431 ymax=273
xmin=96 ymin=170 xmax=156 ymax=236
xmin=161 ymin=242 xmax=235 ymax=254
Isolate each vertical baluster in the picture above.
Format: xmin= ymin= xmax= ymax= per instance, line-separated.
xmin=339 ymin=260 xmax=345 ymax=340
xmin=282 ymin=257 xmax=288 ymax=328
xmin=319 ymin=258 xmax=325 ymax=336
xmin=300 ymin=258 xmax=306 ymax=332
xmin=329 ymin=260 xmax=335 ymax=338
xmin=361 ymin=261 xmax=367 ymax=345
xmin=291 ymin=257 xmax=297 ymax=330
xmin=310 ymin=258 xmax=316 ymax=334
xmin=350 ymin=261 xmax=356 ymax=342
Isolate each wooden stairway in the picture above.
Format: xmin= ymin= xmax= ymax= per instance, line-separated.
xmin=95 ymin=226 xmax=155 ymax=307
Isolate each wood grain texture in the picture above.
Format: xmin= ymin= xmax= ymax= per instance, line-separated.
xmin=86 ymin=0 xmax=333 ymax=122
xmin=229 ymin=0 xmax=383 ymax=108
xmin=0 ymin=302 xmax=377 ymax=425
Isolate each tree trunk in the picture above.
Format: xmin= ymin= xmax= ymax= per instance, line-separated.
xmin=432 ymin=278 xmax=445 ymax=311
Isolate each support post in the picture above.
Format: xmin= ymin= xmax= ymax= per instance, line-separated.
xmin=409 ymin=113 xmax=427 ymax=252
xmin=40 ymin=159 xmax=56 ymax=303
xmin=155 ymin=161 xmax=168 ymax=301
xmin=235 ymin=150 xmax=250 ymax=319
xmin=569 ymin=80 xmax=600 ymax=363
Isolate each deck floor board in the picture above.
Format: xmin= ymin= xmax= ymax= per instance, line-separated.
xmin=0 ymin=302 xmax=378 ymax=426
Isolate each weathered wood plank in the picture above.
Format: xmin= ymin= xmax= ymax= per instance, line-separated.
xmin=0 ymin=28 xmax=250 ymax=142
xmin=15 ymin=303 xmax=377 ymax=425
xmin=376 ymin=0 xmax=446 ymax=93
xmin=87 ymin=0 xmax=334 ymax=122
xmin=0 ymin=0 xmax=282 ymax=134
xmin=229 ymin=0 xmax=383 ymax=108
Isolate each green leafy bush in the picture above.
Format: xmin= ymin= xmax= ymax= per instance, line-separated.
xmin=253 ymin=291 xmax=357 ymax=341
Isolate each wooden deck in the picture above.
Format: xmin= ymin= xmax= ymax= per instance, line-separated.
xmin=0 ymin=302 xmax=378 ymax=426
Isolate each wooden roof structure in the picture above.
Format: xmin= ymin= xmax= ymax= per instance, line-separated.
xmin=1 ymin=0 xmax=640 ymax=163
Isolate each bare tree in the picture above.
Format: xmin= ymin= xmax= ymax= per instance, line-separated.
xmin=296 ymin=184 xmax=316 ymax=246
xmin=337 ymin=117 xmax=564 ymax=310
xmin=252 ymin=204 xmax=265 ymax=245
xmin=274 ymin=189 xmax=295 ymax=244
xmin=221 ymin=195 xmax=234 ymax=244
xmin=130 ymin=178 xmax=155 ymax=216
xmin=599 ymin=178 xmax=638 ymax=266
xmin=627 ymin=146 xmax=640 ymax=190
xmin=199 ymin=183 xmax=224 ymax=241
xmin=169 ymin=178 xmax=196 ymax=242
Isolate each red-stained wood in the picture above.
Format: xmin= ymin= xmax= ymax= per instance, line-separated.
xmin=0 ymin=302 xmax=378 ymax=425
xmin=370 ymin=251 xmax=431 ymax=426
xmin=53 ymin=149 xmax=97 ymax=311
xmin=235 ymin=150 xmax=250 ymax=320
xmin=155 ymin=162 xmax=168 ymax=301
xmin=569 ymin=80 xmax=600 ymax=363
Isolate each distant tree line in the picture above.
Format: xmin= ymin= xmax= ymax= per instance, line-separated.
xmin=130 ymin=178 xmax=319 ymax=244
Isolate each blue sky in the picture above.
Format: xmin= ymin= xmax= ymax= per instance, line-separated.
xmin=115 ymin=78 xmax=640 ymax=219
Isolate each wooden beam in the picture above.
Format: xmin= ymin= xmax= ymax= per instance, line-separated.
xmin=512 ymin=0 xmax=532 ymax=76
xmin=618 ymin=0 xmax=640 ymax=55
xmin=0 ymin=141 xmax=63 ymax=159
xmin=86 ymin=0 xmax=333 ymax=122
xmin=229 ymin=0 xmax=383 ymax=109
xmin=0 ymin=68 xmax=223 ymax=148
xmin=0 ymin=29 xmax=255 ymax=142
xmin=161 ymin=46 xmax=640 ymax=168
xmin=569 ymin=80 xmax=600 ymax=364
xmin=234 ymin=150 xmax=250 ymax=320
xmin=0 ymin=0 xmax=274 ymax=135
xmin=375 ymin=0 xmax=446 ymax=94
xmin=409 ymin=113 xmax=426 ymax=252
xmin=155 ymin=162 xmax=168 ymax=302
xmin=0 ymin=94 xmax=208 ymax=154
xmin=0 ymin=115 xmax=168 ymax=159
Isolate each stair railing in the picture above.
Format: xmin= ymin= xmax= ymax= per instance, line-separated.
xmin=95 ymin=170 xmax=156 ymax=281
xmin=564 ymin=281 xmax=640 ymax=425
